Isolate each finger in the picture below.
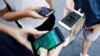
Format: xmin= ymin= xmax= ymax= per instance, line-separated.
xmin=38 ymin=31 xmax=48 ymax=35
xmin=34 ymin=31 xmax=48 ymax=39
xmin=40 ymin=47 xmax=48 ymax=56
xmin=49 ymin=48 xmax=55 ymax=55
xmin=66 ymin=8 xmax=72 ymax=12
xmin=33 ymin=34 xmax=42 ymax=39
xmin=54 ymin=44 xmax=63 ymax=54
xmin=78 ymin=9 xmax=81 ymax=12
xmin=31 ymin=30 xmax=48 ymax=35
xmin=64 ymin=7 xmax=72 ymax=13
xmin=64 ymin=7 xmax=73 ymax=17
xmin=56 ymin=44 xmax=63 ymax=51
xmin=28 ymin=6 xmax=40 ymax=11
xmin=49 ymin=44 xmax=63 ymax=56
xmin=31 ymin=11 xmax=45 ymax=19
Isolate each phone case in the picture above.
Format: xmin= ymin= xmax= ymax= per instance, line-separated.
xmin=36 ymin=7 xmax=55 ymax=17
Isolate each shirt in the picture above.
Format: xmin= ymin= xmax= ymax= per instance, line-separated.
xmin=74 ymin=0 xmax=100 ymax=27
xmin=0 ymin=31 xmax=34 ymax=56
xmin=0 ymin=0 xmax=50 ymax=28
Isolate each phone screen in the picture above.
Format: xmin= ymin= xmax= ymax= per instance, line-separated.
xmin=33 ymin=27 xmax=64 ymax=55
xmin=61 ymin=11 xmax=82 ymax=28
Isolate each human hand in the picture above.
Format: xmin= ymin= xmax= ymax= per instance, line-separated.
xmin=86 ymin=24 xmax=100 ymax=34
xmin=23 ymin=26 xmax=48 ymax=39
xmin=64 ymin=0 xmax=74 ymax=16
xmin=40 ymin=43 xmax=63 ymax=56
xmin=21 ymin=6 xmax=45 ymax=19
xmin=10 ymin=26 xmax=48 ymax=53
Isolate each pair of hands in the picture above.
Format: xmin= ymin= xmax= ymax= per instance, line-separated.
xmin=10 ymin=26 xmax=63 ymax=56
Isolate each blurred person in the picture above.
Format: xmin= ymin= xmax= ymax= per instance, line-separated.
xmin=64 ymin=0 xmax=100 ymax=56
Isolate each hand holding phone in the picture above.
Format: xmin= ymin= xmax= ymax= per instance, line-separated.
xmin=29 ymin=27 xmax=64 ymax=56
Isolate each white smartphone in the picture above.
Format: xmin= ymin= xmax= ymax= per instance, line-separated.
xmin=58 ymin=10 xmax=83 ymax=30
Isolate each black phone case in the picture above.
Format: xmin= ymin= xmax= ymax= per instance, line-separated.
xmin=36 ymin=7 xmax=55 ymax=17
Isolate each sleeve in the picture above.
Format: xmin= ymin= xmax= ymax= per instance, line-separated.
xmin=0 ymin=45 xmax=14 ymax=56
xmin=0 ymin=0 xmax=7 ymax=11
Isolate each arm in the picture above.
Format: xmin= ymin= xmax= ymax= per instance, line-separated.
xmin=0 ymin=7 xmax=26 ymax=21
xmin=0 ymin=7 xmax=44 ymax=21
xmin=0 ymin=24 xmax=15 ymax=36
xmin=65 ymin=0 xmax=74 ymax=10
xmin=46 ymin=0 xmax=53 ymax=9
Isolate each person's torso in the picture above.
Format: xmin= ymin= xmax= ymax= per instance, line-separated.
xmin=74 ymin=0 xmax=100 ymax=27
xmin=5 ymin=0 xmax=50 ymax=28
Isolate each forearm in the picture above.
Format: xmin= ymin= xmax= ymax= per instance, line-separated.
xmin=65 ymin=0 xmax=74 ymax=9
xmin=46 ymin=0 xmax=53 ymax=9
xmin=2 ymin=11 xmax=26 ymax=21
xmin=0 ymin=24 xmax=16 ymax=36
xmin=0 ymin=7 xmax=44 ymax=21
xmin=0 ymin=7 xmax=27 ymax=21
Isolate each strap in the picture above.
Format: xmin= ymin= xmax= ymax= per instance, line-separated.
xmin=15 ymin=21 xmax=22 ymax=28
xmin=4 ymin=0 xmax=22 ymax=28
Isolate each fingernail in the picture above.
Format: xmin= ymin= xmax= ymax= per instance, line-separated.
xmin=39 ymin=47 xmax=44 ymax=51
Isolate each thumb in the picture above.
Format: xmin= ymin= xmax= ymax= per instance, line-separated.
xmin=78 ymin=8 xmax=81 ymax=12
xmin=33 ymin=31 xmax=48 ymax=39
xmin=37 ymin=31 xmax=48 ymax=35
xmin=40 ymin=47 xmax=48 ymax=56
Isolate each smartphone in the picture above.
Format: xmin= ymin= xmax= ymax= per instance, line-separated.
xmin=36 ymin=7 xmax=55 ymax=17
xmin=30 ymin=27 xmax=64 ymax=56
xmin=58 ymin=10 xmax=83 ymax=30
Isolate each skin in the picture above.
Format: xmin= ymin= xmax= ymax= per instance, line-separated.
xmin=0 ymin=6 xmax=44 ymax=21
xmin=40 ymin=43 xmax=63 ymax=56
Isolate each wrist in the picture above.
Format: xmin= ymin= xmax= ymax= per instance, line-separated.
xmin=0 ymin=24 xmax=4 ymax=31
xmin=19 ymin=11 xmax=28 ymax=18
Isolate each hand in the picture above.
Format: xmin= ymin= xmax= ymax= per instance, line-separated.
xmin=40 ymin=43 xmax=63 ymax=56
xmin=64 ymin=0 xmax=74 ymax=16
xmin=10 ymin=26 xmax=48 ymax=53
xmin=21 ymin=6 xmax=45 ymax=19
xmin=86 ymin=24 xmax=100 ymax=34
xmin=23 ymin=26 xmax=48 ymax=39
